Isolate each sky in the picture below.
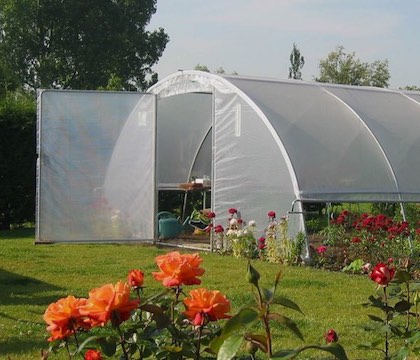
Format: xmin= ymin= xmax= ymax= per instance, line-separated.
xmin=147 ymin=0 xmax=420 ymax=89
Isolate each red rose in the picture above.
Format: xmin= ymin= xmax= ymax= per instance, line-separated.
xmin=267 ymin=211 xmax=276 ymax=218
xmin=214 ymin=225 xmax=224 ymax=233
xmin=228 ymin=208 xmax=237 ymax=214
xmin=85 ymin=349 xmax=103 ymax=360
xmin=316 ymin=245 xmax=327 ymax=254
xmin=325 ymin=329 xmax=338 ymax=343
xmin=206 ymin=212 xmax=216 ymax=219
xmin=370 ymin=263 xmax=395 ymax=286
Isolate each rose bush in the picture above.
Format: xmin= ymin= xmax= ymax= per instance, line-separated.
xmin=316 ymin=209 xmax=420 ymax=271
xmin=42 ymin=251 xmax=348 ymax=359
xmin=361 ymin=258 xmax=420 ymax=359
xmin=42 ymin=251 xmax=223 ymax=359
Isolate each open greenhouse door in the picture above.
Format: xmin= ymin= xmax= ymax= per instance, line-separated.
xmin=36 ymin=90 xmax=156 ymax=242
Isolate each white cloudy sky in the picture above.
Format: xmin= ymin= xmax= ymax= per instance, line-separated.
xmin=147 ymin=0 xmax=419 ymax=89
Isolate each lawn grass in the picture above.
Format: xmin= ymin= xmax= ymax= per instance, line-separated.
xmin=0 ymin=229 xmax=381 ymax=359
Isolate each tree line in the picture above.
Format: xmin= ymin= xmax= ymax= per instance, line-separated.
xmin=0 ymin=0 xmax=169 ymax=229
xmin=0 ymin=0 xmax=417 ymax=228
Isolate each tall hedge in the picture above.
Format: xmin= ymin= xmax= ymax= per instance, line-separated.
xmin=0 ymin=93 xmax=36 ymax=229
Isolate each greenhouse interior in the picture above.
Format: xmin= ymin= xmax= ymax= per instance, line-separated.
xmin=36 ymin=70 xmax=420 ymax=256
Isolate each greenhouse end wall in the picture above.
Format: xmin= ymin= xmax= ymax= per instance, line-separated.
xmin=36 ymin=90 xmax=156 ymax=242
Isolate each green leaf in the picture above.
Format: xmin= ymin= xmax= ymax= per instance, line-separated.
xmin=216 ymin=334 xmax=243 ymax=360
xmin=75 ymin=335 xmax=101 ymax=354
xmin=273 ymin=269 xmax=282 ymax=293
xmin=221 ymin=308 xmax=259 ymax=338
xmin=97 ymin=336 xmax=117 ymax=357
xmin=271 ymin=349 xmax=299 ymax=359
xmin=262 ymin=287 xmax=274 ymax=303
xmin=368 ymin=314 xmax=384 ymax=322
xmin=140 ymin=303 xmax=164 ymax=314
xmin=272 ymin=296 xmax=304 ymax=315
xmin=406 ymin=331 xmax=420 ymax=344
xmin=272 ymin=343 xmax=349 ymax=360
xmin=366 ymin=295 xmax=387 ymax=309
xmin=210 ymin=308 xmax=258 ymax=353
xmin=394 ymin=300 xmax=412 ymax=313
xmin=268 ymin=313 xmax=304 ymax=341
xmin=394 ymin=346 xmax=410 ymax=360
xmin=244 ymin=333 xmax=268 ymax=353
xmin=395 ymin=270 xmax=412 ymax=283
xmin=246 ymin=262 xmax=260 ymax=287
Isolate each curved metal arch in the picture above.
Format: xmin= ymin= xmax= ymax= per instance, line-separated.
xmin=148 ymin=70 xmax=302 ymax=200
xmin=320 ymin=86 xmax=401 ymax=195
xmin=186 ymin=124 xmax=212 ymax=182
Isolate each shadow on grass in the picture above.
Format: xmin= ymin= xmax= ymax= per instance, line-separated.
xmin=0 ymin=268 xmax=64 ymax=306
xmin=0 ymin=227 xmax=35 ymax=239
xmin=0 ymin=338 xmax=47 ymax=358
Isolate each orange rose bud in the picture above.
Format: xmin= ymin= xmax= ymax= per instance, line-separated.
xmin=152 ymin=251 xmax=205 ymax=287
xmin=183 ymin=288 xmax=231 ymax=326
xmin=43 ymin=296 xmax=89 ymax=342
xmin=81 ymin=281 xmax=139 ymax=327
xmin=85 ymin=349 xmax=103 ymax=360
xmin=128 ymin=269 xmax=145 ymax=288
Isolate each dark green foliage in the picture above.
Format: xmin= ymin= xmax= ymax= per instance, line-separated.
xmin=288 ymin=43 xmax=305 ymax=80
xmin=0 ymin=0 xmax=169 ymax=90
xmin=0 ymin=93 xmax=36 ymax=229
xmin=316 ymin=45 xmax=390 ymax=88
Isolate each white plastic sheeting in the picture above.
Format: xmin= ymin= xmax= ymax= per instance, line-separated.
xmin=37 ymin=90 xmax=155 ymax=242
xmin=149 ymin=71 xmax=420 ymax=242
xmin=36 ymin=71 xmax=420 ymax=246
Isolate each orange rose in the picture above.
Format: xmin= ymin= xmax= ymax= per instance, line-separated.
xmin=81 ymin=281 xmax=139 ymax=327
xmin=127 ymin=269 xmax=145 ymax=288
xmin=43 ymin=296 xmax=89 ymax=342
xmin=152 ymin=251 xmax=205 ymax=287
xmin=183 ymin=288 xmax=231 ymax=326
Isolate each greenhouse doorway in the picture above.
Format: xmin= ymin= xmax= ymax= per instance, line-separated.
xmin=155 ymin=92 xmax=213 ymax=250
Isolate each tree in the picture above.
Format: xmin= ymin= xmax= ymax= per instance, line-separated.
xmin=316 ymin=46 xmax=390 ymax=88
xmin=194 ymin=64 xmax=238 ymax=75
xmin=0 ymin=0 xmax=169 ymax=91
xmin=194 ymin=64 xmax=211 ymax=72
xmin=401 ymin=85 xmax=420 ymax=91
xmin=288 ymin=43 xmax=305 ymax=80
xmin=0 ymin=92 xmax=36 ymax=229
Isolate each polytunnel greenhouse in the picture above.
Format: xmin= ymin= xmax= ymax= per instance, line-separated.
xmin=36 ymin=70 xmax=420 ymax=256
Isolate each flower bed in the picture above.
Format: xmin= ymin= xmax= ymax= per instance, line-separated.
xmin=311 ymin=209 xmax=420 ymax=273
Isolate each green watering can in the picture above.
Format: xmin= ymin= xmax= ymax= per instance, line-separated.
xmin=157 ymin=211 xmax=190 ymax=239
